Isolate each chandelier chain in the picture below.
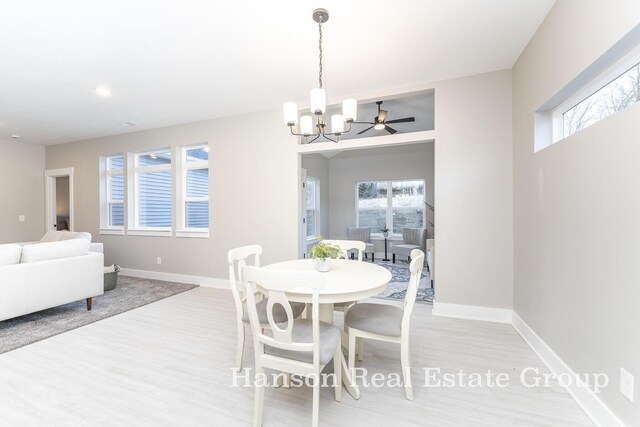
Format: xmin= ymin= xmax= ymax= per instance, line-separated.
xmin=318 ymin=21 xmax=323 ymax=89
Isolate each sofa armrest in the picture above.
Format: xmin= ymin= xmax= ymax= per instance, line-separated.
xmin=89 ymin=242 xmax=104 ymax=254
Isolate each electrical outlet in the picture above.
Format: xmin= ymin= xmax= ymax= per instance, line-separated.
xmin=620 ymin=368 xmax=634 ymax=402
xmin=156 ymin=257 xmax=162 ymax=265
xmin=18 ymin=215 xmax=25 ymax=222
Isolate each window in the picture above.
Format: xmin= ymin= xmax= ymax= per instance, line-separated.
xmin=561 ymin=61 xmax=640 ymax=138
xmin=105 ymin=154 xmax=124 ymax=228
xmin=178 ymin=145 xmax=209 ymax=234
xmin=357 ymin=179 xmax=425 ymax=235
xmin=305 ymin=176 xmax=320 ymax=238
xmin=540 ymin=43 xmax=640 ymax=149
xmin=133 ymin=149 xmax=172 ymax=230
xmin=100 ymin=144 xmax=209 ymax=238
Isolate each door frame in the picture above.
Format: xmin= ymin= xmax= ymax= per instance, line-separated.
xmin=45 ymin=167 xmax=74 ymax=232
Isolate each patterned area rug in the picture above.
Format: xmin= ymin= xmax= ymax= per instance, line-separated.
xmin=373 ymin=261 xmax=434 ymax=304
xmin=0 ymin=276 xmax=197 ymax=355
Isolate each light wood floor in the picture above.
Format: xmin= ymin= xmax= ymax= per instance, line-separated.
xmin=0 ymin=287 xmax=593 ymax=426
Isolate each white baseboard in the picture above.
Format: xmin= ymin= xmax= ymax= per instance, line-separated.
xmin=119 ymin=268 xmax=229 ymax=289
xmin=432 ymin=302 xmax=512 ymax=323
xmin=512 ymin=312 xmax=624 ymax=427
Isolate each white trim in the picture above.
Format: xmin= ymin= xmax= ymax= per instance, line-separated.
xmin=512 ymin=312 xmax=625 ymax=427
xmin=44 ymin=167 xmax=74 ymax=232
xmin=432 ymin=302 xmax=512 ymax=324
xmin=175 ymin=230 xmax=210 ymax=238
xmin=296 ymin=130 xmax=435 ymax=154
xmin=98 ymin=228 xmax=125 ymax=236
xmin=119 ymin=268 xmax=229 ymax=289
xmin=127 ymin=229 xmax=172 ymax=237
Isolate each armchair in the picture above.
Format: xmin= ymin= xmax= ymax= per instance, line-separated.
xmin=390 ymin=228 xmax=427 ymax=264
xmin=346 ymin=227 xmax=375 ymax=262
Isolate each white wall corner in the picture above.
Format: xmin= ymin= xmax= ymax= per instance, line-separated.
xmin=512 ymin=312 xmax=625 ymax=427
xmin=432 ymin=302 xmax=513 ymax=323
xmin=119 ymin=268 xmax=229 ymax=289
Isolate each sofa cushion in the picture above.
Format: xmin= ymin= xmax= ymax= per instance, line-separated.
xmin=21 ymin=239 xmax=90 ymax=263
xmin=0 ymin=244 xmax=22 ymax=266
xmin=40 ymin=230 xmax=61 ymax=242
xmin=58 ymin=231 xmax=92 ymax=242
xmin=40 ymin=230 xmax=93 ymax=243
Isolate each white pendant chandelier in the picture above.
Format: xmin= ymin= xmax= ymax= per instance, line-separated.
xmin=283 ymin=8 xmax=357 ymax=143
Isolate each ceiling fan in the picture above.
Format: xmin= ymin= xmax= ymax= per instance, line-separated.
xmin=355 ymin=101 xmax=415 ymax=135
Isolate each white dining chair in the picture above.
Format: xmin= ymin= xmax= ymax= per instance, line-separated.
xmin=322 ymin=239 xmax=366 ymax=361
xmin=345 ymin=248 xmax=424 ymax=400
xmin=243 ymin=266 xmax=343 ymax=427
xmin=228 ymin=245 xmax=306 ymax=370
xmin=323 ymin=239 xmax=366 ymax=262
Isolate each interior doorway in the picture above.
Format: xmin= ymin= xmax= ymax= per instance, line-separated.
xmin=45 ymin=168 xmax=74 ymax=232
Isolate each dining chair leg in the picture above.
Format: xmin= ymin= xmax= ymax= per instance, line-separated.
xmin=356 ymin=337 xmax=364 ymax=361
xmin=254 ymin=365 xmax=265 ymax=427
xmin=236 ymin=321 xmax=245 ymax=370
xmin=333 ymin=346 xmax=342 ymax=402
xmin=348 ymin=329 xmax=357 ymax=374
xmin=401 ymin=338 xmax=414 ymax=401
xmin=312 ymin=376 xmax=320 ymax=427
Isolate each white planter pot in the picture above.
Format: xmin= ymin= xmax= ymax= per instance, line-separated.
xmin=315 ymin=258 xmax=331 ymax=272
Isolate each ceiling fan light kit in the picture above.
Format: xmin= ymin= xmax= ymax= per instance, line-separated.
xmin=355 ymin=100 xmax=416 ymax=135
xmin=283 ymin=8 xmax=357 ymax=143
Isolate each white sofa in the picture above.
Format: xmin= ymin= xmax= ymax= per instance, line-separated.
xmin=38 ymin=230 xmax=104 ymax=254
xmin=0 ymin=238 xmax=104 ymax=322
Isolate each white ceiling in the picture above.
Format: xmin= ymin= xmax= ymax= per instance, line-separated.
xmin=0 ymin=0 xmax=554 ymax=145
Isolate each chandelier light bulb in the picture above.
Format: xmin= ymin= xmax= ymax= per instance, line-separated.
xmin=310 ymin=88 xmax=326 ymax=115
xmin=343 ymin=98 xmax=357 ymax=122
xmin=283 ymin=102 xmax=298 ymax=126
xmin=331 ymin=114 xmax=345 ymax=134
xmin=300 ymin=116 xmax=313 ymax=136
xmin=374 ymin=123 xmax=385 ymax=130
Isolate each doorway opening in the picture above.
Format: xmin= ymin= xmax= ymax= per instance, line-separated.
xmin=45 ymin=168 xmax=74 ymax=232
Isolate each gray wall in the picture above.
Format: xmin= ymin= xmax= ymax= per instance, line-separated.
xmin=0 ymin=138 xmax=45 ymax=243
xmin=434 ymin=70 xmax=514 ymax=309
xmin=45 ymin=109 xmax=299 ymax=278
xmin=327 ymin=143 xmax=434 ymax=246
xmin=513 ymin=0 xmax=640 ymax=424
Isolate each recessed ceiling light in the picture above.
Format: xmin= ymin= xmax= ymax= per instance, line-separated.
xmin=94 ymin=86 xmax=112 ymax=97
xmin=10 ymin=134 xmax=21 ymax=139
xmin=121 ymin=122 xmax=136 ymax=127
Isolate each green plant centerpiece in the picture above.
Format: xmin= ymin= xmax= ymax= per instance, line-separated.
xmin=309 ymin=239 xmax=345 ymax=272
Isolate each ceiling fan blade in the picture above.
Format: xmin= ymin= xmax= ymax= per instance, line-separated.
xmin=378 ymin=110 xmax=387 ymax=122
xmin=357 ymin=126 xmax=375 ymax=135
xmin=385 ymin=117 xmax=415 ymax=124
xmin=385 ymin=125 xmax=398 ymax=134
xmin=354 ymin=121 xmax=375 ymax=125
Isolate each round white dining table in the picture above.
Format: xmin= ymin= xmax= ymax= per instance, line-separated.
xmin=264 ymin=258 xmax=392 ymax=399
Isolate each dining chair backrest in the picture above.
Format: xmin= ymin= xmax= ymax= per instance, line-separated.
xmin=243 ymin=266 xmax=327 ymax=369
xmin=347 ymin=227 xmax=372 ymax=243
xmin=228 ymin=245 xmax=262 ymax=320
xmin=401 ymin=249 xmax=425 ymax=335
xmin=323 ymin=239 xmax=366 ymax=261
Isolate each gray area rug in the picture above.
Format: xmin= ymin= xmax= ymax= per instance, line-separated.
xmin=0 ymin=276 xmax=197 ymax=355
xmin=374 ymin=261 xmax=434 ymax=304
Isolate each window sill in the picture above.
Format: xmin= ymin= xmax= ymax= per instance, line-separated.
xmin=128 ymin=229 xmax=172 ymax=237
xmin=176 ymin=230 xmax=210 ymax=239
xmin=99 ymin=228 xmax=125 ymax=236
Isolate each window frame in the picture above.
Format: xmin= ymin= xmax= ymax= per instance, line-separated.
xmin=99 ymin=154 xmax=125 ymax=234
xmin=355 ymin=178 xmax=426 ymax=237
xmin=129 ymin=148 xmax=173 ymax=236
xmin=552 ymin=44 xmax=640 ymax=143
xmin=176 ymin=143 xmax=210 ymax=238
xmin=305 ymin=176 xmax=320 ymax=241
